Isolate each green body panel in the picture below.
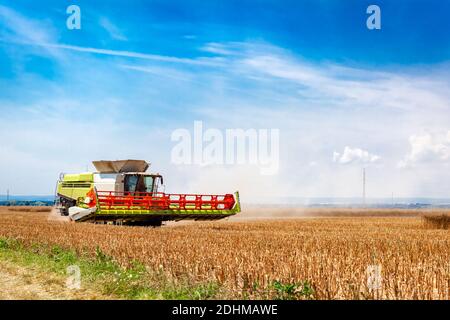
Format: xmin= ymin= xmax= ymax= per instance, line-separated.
xmin=57 ymin=183 xmax=93 ymax=201
xmin=233 ymin=191 xmax=241 ymax=213
xmin=63 ymin=173 xmax=94 ymax=182
xmin=57 ymin=172 xmax=94 ymax=201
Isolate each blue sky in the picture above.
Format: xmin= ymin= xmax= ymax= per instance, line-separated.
xmin=0 ymin=1 xmax=449 ymax=199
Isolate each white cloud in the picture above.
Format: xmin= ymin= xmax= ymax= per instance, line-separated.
xmin=398 ymin=131 xmax=450 ymax=168
xmin=99 ymin=17 xmax=127 ymax=41
xmin=0 ymin=5 xmax=63 ymax=59
xmin=200 ymin=42 xmax=235 ymax=55
xmin=192 ymin=42 xmax=449 ymax=113
xmin=34 ymin=42 xmax=223 ymax=66
xmin=333 ymin=147 xmax=380 ymax=165
xmin=0 ymin=5 xmax=55 ymax=44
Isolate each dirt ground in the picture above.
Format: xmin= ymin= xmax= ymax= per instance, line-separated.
xmin=0 ymin=260 xmax=108 ymax=300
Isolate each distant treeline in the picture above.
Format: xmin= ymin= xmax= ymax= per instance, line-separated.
xmin=0 ymin=200 xmax=54 ymax=206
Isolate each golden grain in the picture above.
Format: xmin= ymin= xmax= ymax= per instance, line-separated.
xmin=0 ymin=207 xmax=449 ymax=299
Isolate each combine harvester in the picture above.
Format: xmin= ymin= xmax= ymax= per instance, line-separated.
xmin=56 ymin=160 xmax=240 ymax=226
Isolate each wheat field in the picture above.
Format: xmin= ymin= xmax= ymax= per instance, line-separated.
xmin=0 ymin=207 xmax=449 ymax=299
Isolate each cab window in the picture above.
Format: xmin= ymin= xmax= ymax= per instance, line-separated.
xmin=144 ymin=176 xmax=154 ymax=193
xmin=124 ymin=175 xmax=138 ymax=193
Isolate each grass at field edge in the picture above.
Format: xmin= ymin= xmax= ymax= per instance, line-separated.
xmin=0 ymin=237 xmax=221 ymax=300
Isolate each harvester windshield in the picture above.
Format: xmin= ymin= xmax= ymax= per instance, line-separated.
xmin=125 ymin=174 xmax=158 ymax=193
xmin=125 ymin=175 xmax=139 ymax=192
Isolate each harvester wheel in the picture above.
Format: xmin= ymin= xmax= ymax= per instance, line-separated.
xmin=57 ymin=197 xmax=76 ymax=216
xmin=59 ymin=207 xmax=69 ymax=216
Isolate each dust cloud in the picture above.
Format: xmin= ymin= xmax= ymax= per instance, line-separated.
xmin=47 ymin=207 xmax=70 ymax=223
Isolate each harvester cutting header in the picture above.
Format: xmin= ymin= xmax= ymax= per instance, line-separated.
xmin=56 ymin=160 xmax=240 ymax=226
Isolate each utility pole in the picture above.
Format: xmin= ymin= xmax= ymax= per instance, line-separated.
xmin=362 ymin=168 xmax=366 ymax=206
xmin=6 ymin=189 xmax=9 ymax=202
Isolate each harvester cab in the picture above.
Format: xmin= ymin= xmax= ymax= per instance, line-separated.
xmin=56 ymin=160 xmax=240 ymax=226
xmin=123 ymin=173 xmax=163 ymax=194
